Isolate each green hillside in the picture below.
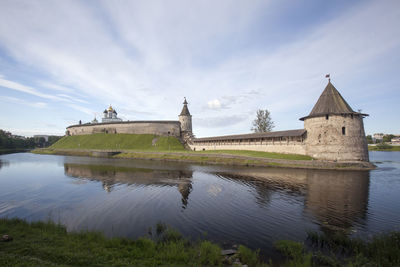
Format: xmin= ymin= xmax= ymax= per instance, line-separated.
xmin=50 ymin=134 xmax=185 ymax=151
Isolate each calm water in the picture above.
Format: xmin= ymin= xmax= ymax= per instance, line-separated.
xmin=1 ymin=152 xmax=400 ymax=258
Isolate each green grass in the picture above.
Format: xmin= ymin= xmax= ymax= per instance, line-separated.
xmin=195 ymin=150 xmax=313 ymax=160
xmin=0 ymin=218 xmax=267 ymax=266
xmin=51 ymin=134 xmax=185 ymax=151
xmin=369 ymin=144 xmax=400 ymax=151
xmin=114 ymin=151 xmax=294 ymax=168
xmin=276 ymin=231 xmax=400 ymax=266
xmin=3 ymin=218 xmax=399 ymax=266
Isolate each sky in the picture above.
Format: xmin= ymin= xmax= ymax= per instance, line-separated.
xmin=0 ymin=0 xmax=399 ymax=137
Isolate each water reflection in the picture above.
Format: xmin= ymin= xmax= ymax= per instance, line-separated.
xmin=2 ymin=152 xmax=387 ymax=260
xmin=217 ymin=168 xmax=370 ymax=234
xmin=0 ymin=159 xmax=9 ymax=170
xmin=64 ymin=162 xmax=370 ymax=235
xmin=64 ymin=163 xmax=193 ymax=209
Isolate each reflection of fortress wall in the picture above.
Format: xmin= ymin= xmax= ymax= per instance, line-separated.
xmin=219 ymin=167 xmax=369 ymax=231
xmin=64 ymin=164 xmax=192 ymax=186
xmin=64 ymin=164 xmax=193 ymax=206
xmin=305 ymin=170 xmax=369 ymax=230
xmin=66 ymin=121 xmax=181 ymax=137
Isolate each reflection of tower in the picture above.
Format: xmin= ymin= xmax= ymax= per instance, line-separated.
xmin=176 ymin=170 xmax=193 ymax=209
xmin=304 ymin=169 xmax=370 ymax=233
xmin=216 ymin=167 xmax=370 ymax=234
xmin=179 ymin=98 xmax=193 ymax=140
xmin=178 ymin=183 xmax=192 ymax=209
xmin=102 ymin=181 xmax=113 ymax=193
xmin=64 ymin=163 xmax=194 ymax=207
xmin=0 ymin=159 xmax=9 ymax=170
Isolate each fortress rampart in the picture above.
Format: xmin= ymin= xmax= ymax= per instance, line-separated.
xmin=65 ymin=81 xmax=369 ymax=162
xmin=189 ymin=81 xmax=370 ymax=162
xmin=190 ymin=129 xmax=307 ymax=155
xmin=66 ymin=121 xmax=181 ymax=137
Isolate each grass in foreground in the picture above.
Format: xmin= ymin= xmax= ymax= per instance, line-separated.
xmin=276 ymin=231 xmax=400 ymax=266
xmin=2 ymin=218 xmax=399 ymax=266
xmin=50 ymin=134 xmax=185 ymax=151
xmin=0 ymin=218 xmax=266 ymax=267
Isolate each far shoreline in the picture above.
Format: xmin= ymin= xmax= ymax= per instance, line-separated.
xmin=32 ymin=148 xmax=376 ymax=171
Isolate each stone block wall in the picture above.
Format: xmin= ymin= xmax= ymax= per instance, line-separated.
xmin=304 ymin=115 xmax=368 ymax=161
xmin=67 ymin=121 xmax=181 ymax=137
xmin=189 ymin=140 xmax=306 ymax=155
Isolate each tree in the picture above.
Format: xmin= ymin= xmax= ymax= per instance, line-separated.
xmin=251 ymin=109 xmax=275 ymax=133
xmin=366 ymin=135 xmax=373 ymax=144
xmin=383 ymin=134 xmax=395 ymax=143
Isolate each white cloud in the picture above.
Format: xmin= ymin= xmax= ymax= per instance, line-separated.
xmin=38 ymin=81 xmax=74 ymax=93
xmin=0 ymin=95 xmax=48 ymax=109
xmin=207 ymin=99 xmax=221 ymax=109
xmin=0 ymin=0 xmax=399 ymax=136
xmin=0 ymin=77 xmax=63 ymax=101
xmin=67 ymin=104 xmax=95 ymax=116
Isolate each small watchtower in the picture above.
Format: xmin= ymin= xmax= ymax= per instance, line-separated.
xmin=179 ymin=97 xmax=193 ymax=139
xmin=300 ymin=80 xmax=369 ymax=161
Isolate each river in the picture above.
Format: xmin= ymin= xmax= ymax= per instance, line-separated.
xmin=1 ymin=151 xmax=399 ymax=258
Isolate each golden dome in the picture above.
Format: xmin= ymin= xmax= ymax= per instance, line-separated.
xmin=107 ymin=105 xmax=113 ymax=112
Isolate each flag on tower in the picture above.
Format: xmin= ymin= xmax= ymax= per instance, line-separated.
xmin=325 ymin=74 xmax=330 ymax=78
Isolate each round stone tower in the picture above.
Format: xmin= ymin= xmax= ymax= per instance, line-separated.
xmin=300 ymin=81 xmax=369 ymax=161
xmin=179 ymin=97 xmax=193 ymax=139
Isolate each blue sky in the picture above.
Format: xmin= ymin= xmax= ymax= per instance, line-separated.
xmin=0 ymin=0 xmax=399 ymax=137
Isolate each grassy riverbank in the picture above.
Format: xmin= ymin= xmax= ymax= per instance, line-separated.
xmin=51 ymin=134 xmax=186 ymax=151
xmin=0 ymin=218 xmax=266 ymax=266
xmin=368 ymin=144 xmax=400 ymax=151
xmin=1 ymin=218 xmax=399 ymax=266
xmin=277 ymin=231 xmax=400 ymax=266
xmin=33 ymin=148 xmax=375 ymax=170
xmin=0 ymin=148 xmax=29 ymax=155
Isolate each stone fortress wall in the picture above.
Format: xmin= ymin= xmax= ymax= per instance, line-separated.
xmin=189 ymin=130 xmax=307 ymax=155
xmin=189 ymin=140 xmax=306 ymax=155
xmin=304 ymin=115 xmax=368 ymax=161
xmin=67 ymin=121 xmax=181 ymax=137
xmin=65 ymin=81 xmax=370 ymax=162
xmin=189 ymin=81 xmax=370 ymax=162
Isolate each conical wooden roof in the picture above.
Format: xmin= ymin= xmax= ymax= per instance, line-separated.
xmin=300 ymin=81 xmax=366 ymax=120
xmin=180 ymin=98 xmax=191 ymax=116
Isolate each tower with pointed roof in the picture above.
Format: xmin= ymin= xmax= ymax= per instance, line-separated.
xmin=300 ymin=81 xmax=369 ymax=161
xmin=179 ymin=98 xmax=193 ymax=139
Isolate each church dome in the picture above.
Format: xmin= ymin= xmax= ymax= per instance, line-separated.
xmin=107 ymin=105 xmax=114 ymax=112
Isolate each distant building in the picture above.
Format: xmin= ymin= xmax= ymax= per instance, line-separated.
xmin=33 ymin=135 xmax=49 ymax=142
xmin=102 ymin=105 xmax=122 ymax=123
xmin=66 ymin=99 xmax=193 ymax=140
xmin=373 ymin=133 xmax=384 ymax=142
xmin=391 ymin=137 xmax=400 ymax=144
xmin=11 ymin=135 xmax=26 ymax=140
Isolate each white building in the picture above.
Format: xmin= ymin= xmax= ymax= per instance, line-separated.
xmin=102 ymin=105 xmax=122 ymax=123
